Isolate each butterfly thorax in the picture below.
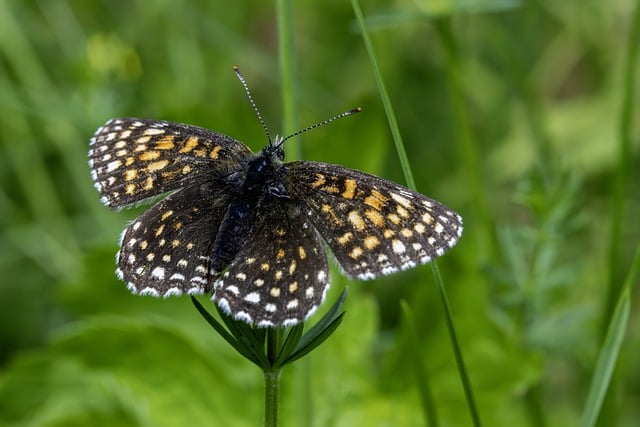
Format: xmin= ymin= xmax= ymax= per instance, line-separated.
xmin=242 ymin=143 xmax=284 ymax=193
xmin=210 ymin=142 xmax=286 ymax=275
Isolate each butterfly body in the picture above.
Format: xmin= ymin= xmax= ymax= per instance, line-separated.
xmin=210 ymin=144 xmax=286 ymax=274
xmin=90 ymin=117 xmax=462 ymax=327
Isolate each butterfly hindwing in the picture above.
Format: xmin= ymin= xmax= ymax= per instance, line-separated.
xmin=280 ymin=161 xmax=463 ymax=280
xmin=89 ymin=118 xmax=252 ymax=208
xmin=213 ymin=199 xmax=329 ymax=327
xmin=117 ymin=181 xmax=233 ymax=296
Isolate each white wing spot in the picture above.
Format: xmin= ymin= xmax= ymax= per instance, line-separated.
xmin=258 ymin=319 xmax=275 ymax=327
xmin=245 ymin=292 xmax=260 ymax=304
xmin=382 ymin=266 xmax=398 ymax=275
xmin=235 ymin=311 xmax=253 ymax=323
xmin=151 ymin=267 xmax=165 ymax=279
xmin=106 ymin=160 xmax=123 ymax=172
xmin=392 ymin=239 xmax=406 ymax=254
xmin=400 ymin=260 xmax=416 ymax=270
xmin=139 ymin=287 xmax=160 ymax=296
xmin=164 ymin=287 xmax=182 ymax=297
xmin=390 ymin=192 xmax=412 ymax=208
xmin=305 ymin=287 xmax=314 ymax=298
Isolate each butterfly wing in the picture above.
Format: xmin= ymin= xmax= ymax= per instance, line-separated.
xmin=117 ymin=181 xmax=232 ymax=296
xmin=212 ymin=199 xmax=329 ymax=327
xmin=280 ymin=161 xmax=463 ymax=280
xmin=89 ymin=118 xmax=252 ymax=208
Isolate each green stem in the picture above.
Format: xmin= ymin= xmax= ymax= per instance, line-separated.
xmin=432 ymin=261 xmax=483 ymax=427
xmin=276 ymin=0 xmax=299 ymax=157
xmin=264 ymin=368 xmax=282 ymax=427
xmin=351 ymin=0 xmax=416 ymax=190
xmin=604 ymin=0 xmax=640 ymax=333
xmin=264 ymin=328 xmax=283 ymax=427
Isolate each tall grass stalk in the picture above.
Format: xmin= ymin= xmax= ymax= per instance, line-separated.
xmin=599 ymin=3 xmax=640 ymax=425
xmin=581 ymin=244 xmax=640 ymax=427
xmin=352 ymin=1 xmax=481 ymax=425
xmin=605 ymin=0 xmax=640 ymax=330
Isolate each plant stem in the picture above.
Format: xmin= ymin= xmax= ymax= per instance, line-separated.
xmin=264 ymin=368 xmax=282 ymax=427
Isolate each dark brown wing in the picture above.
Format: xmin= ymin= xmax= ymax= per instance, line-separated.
xmin=89 ymin=118 xmax=252 ymax=208
xmin=280 ymin=161 xmax=463 ymax=280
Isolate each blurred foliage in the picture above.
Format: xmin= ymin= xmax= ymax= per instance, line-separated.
xmin=0 ymin=0 xmax=639 ymax=426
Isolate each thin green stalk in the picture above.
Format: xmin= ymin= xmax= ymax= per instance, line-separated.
xmin=401 ymin=302 xmax=439 ymax=427
xmin=598 ymin=4 xmax=640 ymax=425
xmin=581 ymin=244 xmax=640 ymax=427
xmin=604 ymin=0 xmax=640 ymax=333
xmin=350 ymin=0 xmax=415 ymax=190
xmin=265 ymin=328 xmax=283 ymax=427
xmin=352 ymin=2 xmax=481 ymax=425
xmin=276 ymin=0 xmax=300 ymax=157
xmin=432 ymin=262 xmax=483 ymax=427
xmin=264 ymin=368 xmax=282 ymax=427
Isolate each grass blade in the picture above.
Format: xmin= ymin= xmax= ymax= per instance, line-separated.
xmin=580 ymin=243 xmax=640 ymax=427
xmin=401 ymin=301 xmax=440 ymax=427
xmin=351 ymin=0 xmax=415 ymax=189
xmin=432 ymin=262 xmax=482 ymax=427
xmin=352 ymin=3 xmax=480 ymax=425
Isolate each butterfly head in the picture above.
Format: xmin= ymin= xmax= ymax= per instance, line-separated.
xmin=264 ymin=135 xmax=286 ymax=161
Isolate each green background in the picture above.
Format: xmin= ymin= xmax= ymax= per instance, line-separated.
xmin=1 ymin=0 xmax=639 ymax=426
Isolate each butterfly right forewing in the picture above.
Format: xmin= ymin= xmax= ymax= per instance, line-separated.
xmin=280 ymin=161 xmax=463 ymax=280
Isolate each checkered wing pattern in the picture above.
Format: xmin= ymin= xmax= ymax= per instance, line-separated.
xmin=89 ymin=118 xmax=252 ymax=208
xmin=116 ymin=182 xmax=232 ymax=296
xmin=213 ymin=200 xmax=329 ymax=327
xmin=281 ymin=161 xmax=463 ymax=280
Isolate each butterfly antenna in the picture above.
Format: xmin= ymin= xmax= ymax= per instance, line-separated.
xmin=234 ymin=66 xmax=273 ymax=145
xmin=279 ymin=107 xmax=362 ymax=147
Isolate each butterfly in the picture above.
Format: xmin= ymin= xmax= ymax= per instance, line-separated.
xmin=89 ymin=68 xmax=462 ymax=327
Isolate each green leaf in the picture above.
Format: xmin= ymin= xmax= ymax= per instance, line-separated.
xmin=580 ymin=243 xmax=640 ymax=427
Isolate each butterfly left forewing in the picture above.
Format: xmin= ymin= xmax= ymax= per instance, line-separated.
xmin=89 ymin=118 xmax=252 ymax=208
xmin=281 ymin=161 xmax=463 ymax=280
